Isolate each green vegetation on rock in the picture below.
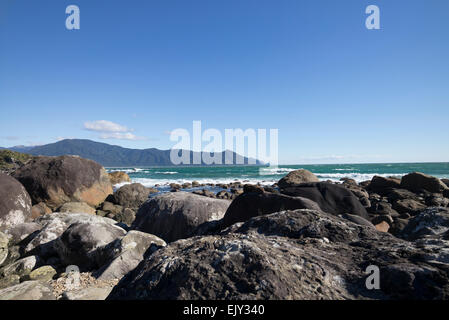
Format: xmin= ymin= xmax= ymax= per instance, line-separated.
xmin=0 ymin=150 xmax=33 ymax=173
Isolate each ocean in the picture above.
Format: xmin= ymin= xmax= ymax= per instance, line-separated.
xmin=107 ymin=162 xmax=449 ymax=188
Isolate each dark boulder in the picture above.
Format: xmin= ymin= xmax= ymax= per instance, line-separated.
xmin=12 ymin=156 xmax=112 ymax=210
xmin=366 ymin=176 xmax=401 ymax=195
xmin=221 ymin=192 xmax=321 ymax=228
xmin=0 ymin=173 xmax=32 ymax=228
xmin=280 ymin=182 xmax=369 ymax=219
xmin=400 ymin=172 xmax=448 ymax=194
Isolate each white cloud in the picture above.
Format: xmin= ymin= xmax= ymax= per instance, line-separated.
xmin=99 ymin=132 xmax=146 ymax=141
xmin=84 ymin=120 xmax=130 ymax=133
xmin=83 ymin=120 xmax=147 ymax=141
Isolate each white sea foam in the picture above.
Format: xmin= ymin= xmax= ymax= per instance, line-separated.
xmin=154 ymin=171 xmax=178 ymax=175
xmin=114 ymin=177 xmax=279 ymax=189
xmin=316 ymin=173 xmax=404 ymax=182
xmin=259 ymin=167 xmax=297 ymax=175
xmin=110 ymin=173 xmax=405 ymax=188
xmin=106 ymin=168 xmax=147 ymax=174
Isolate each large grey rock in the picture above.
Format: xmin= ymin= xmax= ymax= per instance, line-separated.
xmin=400 ymin=172 xmax=448 ymax=194
xmin=0 ymin=280 xmax=55 ymax=300
xmin=12 ymin=155 xmax=112 ymax=210
xmin=94 ymin=231 xmax=166 ymax=280
xmin=277 ymin=169 xmax=319 ymax=190
xmin=132 ymin=192 xmax=230 ymax=242
xmin=54 ymin=221 xmax=126 ymax=270
xmin=0 ymin=172 xmax=32 ymax=228
xmin=108 ymin=209 xmax=449 ymax=300
xmin=24 ymin=213 xmax=123 ymax=259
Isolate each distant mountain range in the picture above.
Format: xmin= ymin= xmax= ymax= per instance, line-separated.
xmin=2 ymin=139 xmax=263 ymax=167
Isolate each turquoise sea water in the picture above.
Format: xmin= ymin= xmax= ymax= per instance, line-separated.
xmin=107 ymin=163 xmax=449 ymax=188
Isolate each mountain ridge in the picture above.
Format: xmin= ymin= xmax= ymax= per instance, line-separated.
xmin=3 ymin=139 xmax=263 ymax=167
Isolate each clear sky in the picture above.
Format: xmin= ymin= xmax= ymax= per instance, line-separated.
xmin=0 ymin=0 xmax=448 ymax=164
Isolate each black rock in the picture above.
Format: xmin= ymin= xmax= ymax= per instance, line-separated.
xmin=279 ymin=182 xmax=369 ymax=219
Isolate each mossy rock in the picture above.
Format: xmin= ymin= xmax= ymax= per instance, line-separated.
xmin=22 ymin=265 xmax=57 ymax=282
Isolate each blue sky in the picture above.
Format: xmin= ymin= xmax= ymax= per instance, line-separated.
xmin=0 ymin=0 xmax=448 ymax=164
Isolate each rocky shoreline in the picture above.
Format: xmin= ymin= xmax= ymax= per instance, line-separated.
xmin=1 ymin=155 xmax=449 ymax=299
